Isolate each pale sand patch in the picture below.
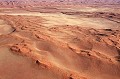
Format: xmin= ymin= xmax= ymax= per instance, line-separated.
xmin=41 ymin=14 xmax=119 ymax=29
xmin=69 ymin=6 xmax=120 ymax=13
xmin=0 ymin=12 xmax=119 ymax=29
xmin=76 ymin=7 xmax=98 ymax=12
xmin=0 ymin=19 xmax=14 ymax=35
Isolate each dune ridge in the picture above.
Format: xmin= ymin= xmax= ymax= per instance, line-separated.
xmin=0 ymin=14 xmax=120 ymax=79
xmin=0 ymin=1 xmax=120 ymax=79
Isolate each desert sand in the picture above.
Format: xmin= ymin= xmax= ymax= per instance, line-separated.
xmin=0 ymin=0 xmax=120 ymax=79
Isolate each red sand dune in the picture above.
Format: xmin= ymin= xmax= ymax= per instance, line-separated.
xmin=0 ymin=0 xmax=120 ymax=79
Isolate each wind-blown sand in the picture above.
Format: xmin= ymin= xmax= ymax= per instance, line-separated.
xmin=0 ymin=19 xmax=15 ymax=35
xmin=0 ymin=5 xmax=120 ymax=79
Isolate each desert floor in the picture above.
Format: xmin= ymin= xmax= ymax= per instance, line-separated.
xmin=0 ymin=5 xmax=120 ymax=79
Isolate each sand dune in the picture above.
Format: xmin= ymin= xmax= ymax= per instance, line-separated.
xmin=0 ymin=3 xmax=120 ymax=79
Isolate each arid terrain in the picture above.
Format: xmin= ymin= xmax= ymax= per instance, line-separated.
xmin=0 ymin=0 xmax=120 ymax=79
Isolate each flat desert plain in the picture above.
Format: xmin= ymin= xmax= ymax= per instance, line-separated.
xmin=0 ymin=2 xmax=120 ymax=79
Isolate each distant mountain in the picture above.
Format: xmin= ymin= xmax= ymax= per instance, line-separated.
xmin=0 ymin=0 xmax=119 ymax=8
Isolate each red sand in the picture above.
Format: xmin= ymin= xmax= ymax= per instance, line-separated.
xmin=0 ymin=1 xmax=120 ymax=79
